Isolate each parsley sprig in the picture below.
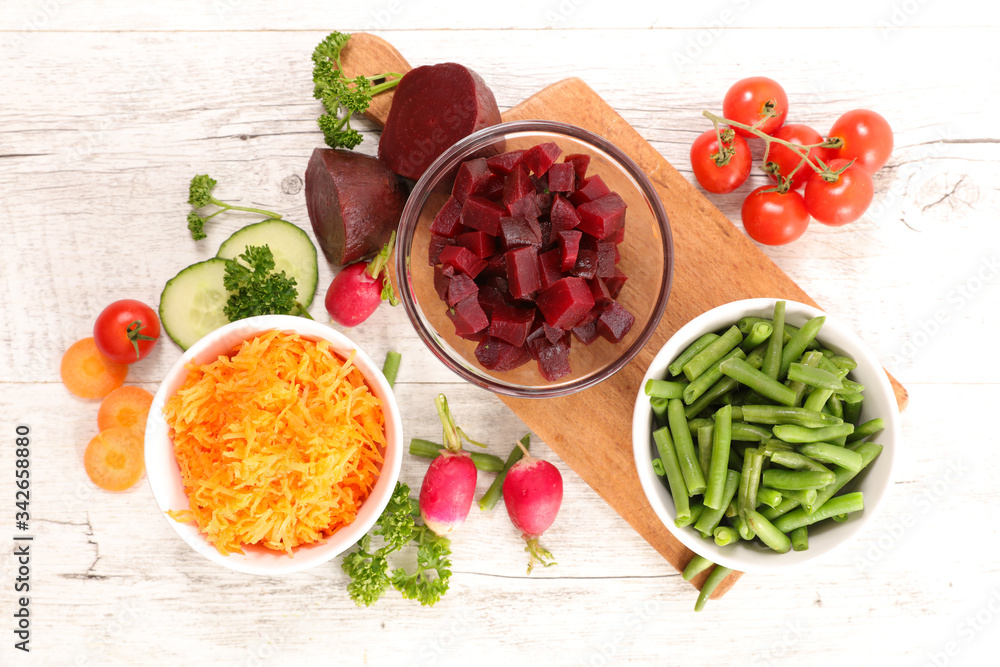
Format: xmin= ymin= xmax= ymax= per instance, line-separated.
xmin=187 ymin=174 xmax=284 ymax=240
xmin=222 ymin=245 xmax=311 ymax=321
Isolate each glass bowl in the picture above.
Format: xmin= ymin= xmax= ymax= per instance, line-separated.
xmin=395 ymin=120 xmax=673 ymax=397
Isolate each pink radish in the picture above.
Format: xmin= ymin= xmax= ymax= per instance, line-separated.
xmin=502 ymin=444 xmax=563 ymax=574
xmin=419 ymin=394 xmax=483 ymax=536
xmin=325 ymin=231 xmax=399 ymax=327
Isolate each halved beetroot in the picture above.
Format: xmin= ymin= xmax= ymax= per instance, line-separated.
xmin=488 ymin=304 xmax=535 ymax=347
xmin=500 ymin=216 xmax=542 ymax=250
xmin=596 ymin=300 xmax=635 ymax=343
xmin=453 ymin=158 xmax=493 ymax=203
xmin=536 ymin=276 xmax=595 ymax=330
xmin=537 ymin=248 xmax=563 ymax=290
xmin=577 ymin=192 xmax=627 ymax=240
xmin=475 ymin=336 xmax=531 ymax=372
xmin=460 ymin=195 xmax=506 ymax=236
xmin=486 ymin=150 xmax=526 ymax=175
xmin=547 ymin=162 xmax=576 ymax=193
xmin=550 ymin=194 xmax=581 ymax=232
xmin=456 ymin=230 xmax=496 ymax=259
xmin=522 ymin=142 xmax=562 ymax=176
xmin=430 ymin=196 xmax=466 ymax=238
xmin=569 ymin=174 xmax=611 ymax=206
xmin=564 ymin=153 xmax=591 ymax=181
xmin=439 ymin=245 xmax=487 ymax=278
xmin=557 ymin=230 xmax=582 ymax=272
xmin=503 ymin=165 xmax=535 ymax=211
xmin=446 ymin=272 xmax=479 ymax=307
xmin=448 ymin=293 xmax=489 ymax=336
xmin=504 ymin=246 xmax=541 ymax=300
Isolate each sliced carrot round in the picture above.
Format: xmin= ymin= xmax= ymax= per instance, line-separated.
xmin=98 ymin=386 xmax=154 ymax=433
xmin=84 ymin=427 xmax=145 ymax=492
xmin=61 ymin=337 xmax=128 ymax=399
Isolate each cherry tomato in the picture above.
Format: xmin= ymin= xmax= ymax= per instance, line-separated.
xmin=829 ymin=109 xmax=893 ymax=173
xmin=690 ymin=128 xmax=752 ymax=194
xmin=804 ymin=159 xmax=874 ymax=226
xmin=93 ymin=299 xmax=161 ymax=364
xmin=723 ymin=77 xmax=789 ymax=137
xmin=741 ymin=186 xmax=810 ymax=246
xmin=766 ymin=124 xmax=834 ymax=190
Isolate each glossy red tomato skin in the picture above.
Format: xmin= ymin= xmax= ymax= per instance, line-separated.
xmin=741 ymin=186 xmax=811 ymax=246
xmin=723 ymin=77 xmax=789 ymax=137
xmin=690 ymin=129 xmax=752 ymax=194
xmin=767 ymin=124 xmax=834 ymax=190
xmin=804 ymin=158 xmax=874 ymax=226
xmin=829 ymin=109 xmax=893 ymax=173
xmin=93 ymin=299 xmax=161 ymax=363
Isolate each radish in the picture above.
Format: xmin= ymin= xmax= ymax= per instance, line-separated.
xmin=502 ymin=443 xmax=563 ymax=574
xmin=418 ymin=395 xmax=484 ymax=536
xmin=324 ymin=231 xmax=398 ymax=327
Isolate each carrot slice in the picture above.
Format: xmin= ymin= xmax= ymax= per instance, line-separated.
xmin=98 ymin=386 xmax=154 ymax=433
xmin=84 ymin=427 xmax=145 ymax=492
xmin=61 ymin=337 xmax=128 ymax=399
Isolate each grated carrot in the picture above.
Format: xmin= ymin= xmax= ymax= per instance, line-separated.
xmin=162 ymin=330 xmax=385 ymax=557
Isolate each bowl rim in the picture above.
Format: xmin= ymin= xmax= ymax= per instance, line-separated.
xmin=143 ymin=314 xmax=403 ymax=575
xmin=631 ymin=298 xmax=900 ymax=573
xmin=395 ymin=119 xmax=674 ymax=398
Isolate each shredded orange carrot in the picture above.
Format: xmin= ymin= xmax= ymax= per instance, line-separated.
xmin=61 ymin=337 xmax=128 ymax=399
xmin=162 ymin=330 xmax=385 ymax=557
xmin=98 ymin=386 xmax=154 ymax=432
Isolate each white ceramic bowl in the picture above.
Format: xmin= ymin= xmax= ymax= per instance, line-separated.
xmin=144 ymin=315 xmax=403 ymax=575
xmin=632 ymin=298 xmax=899 ymax=573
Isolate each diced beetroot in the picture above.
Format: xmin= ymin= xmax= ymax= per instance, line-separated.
xmin=460 ymin=195 xmax=506 ymax=236
xmin=433 ymin=264 xmax=455 ymax=300
xmin=564 ymin=153 xmax=591 ymax=181
xmin=486 ymin=150 xmax=526 ymax=176
xmin=572 ymin=249 xmax=598 ymax=280
xmin=588 ymin=277 xmax=613 ymax=307
xmin=613 ymin=226 xmax=626 ymax=244
xmin=537 ymin=248 xmax=563 ymax=290
xmin=429 ymin=196 xmax=466 ymax=238
xmin=447 ymin=293 xmax=489 ymax=336
xmin=605 ymin=268 xmax=628 ymax=298
xmin=536 ymin=277 xmax=595 ymax=330
xmin=439 ymin=245 xmax=487 ymax=278
xmin=481 ymin=173 xmax=505 ymax=200
xmin=571 ymin=320 xmax=599 ymax=346
xmin=504 ymin=246 xmax=541 ymax=300
xmin=456 ymin=230 xmax=496 ymax=259
xmin=508 ymin=192 xmax=541 ymax=220
xmin=569 ymin=174 xmax=611 ymax=206
xmin=547 ymin=162 xmax=576 ymax=193
xmin=488 ymin=305 xmax=535 ymax=347
xmin=615 ymin=245 xmax=621 ymax=264
xmin=483 ymin=273 xmax=509 ymax=293
xmin=596 ymin=300 xmax=635 ymax=343
xmin=452 ymin=158 xmax=493 ymax=203
xmin=475 ymin=336 xmax=531 ymax=372
xmin=429 ymin=234 xmax=454 ymax=266
xmin=503 ymin=165 xmax=535 ymax=211
xmin=531 ymin=173 xmax=549 ymax=194
xmin=557 ymin=230 xmax=583 ymax=272
xmin=478 ymin=284 xmax=508 ymax=318
xmin=522 ymin=142 xmax=562 ymax=176
xmin=446 ymin=272 xmax=479 ymax=307
xmin=550 ymin=194 xmax=581 ymax=232
xmin=596 ymin=240 xmax=616 ymax=278
xmin=527 ymin=335 xmax=572 ymax=381
xmin=457 ymin=329 xmax=488 ymax=342
xmin=542 ymin=323 xmax=565 ymax=345
xmin=576 ymin=192 xmax=627 ymax=240
xmin=535 ymin=192 xmax=553 ymax=216
xmin=479 ymin=255 xmax=507 ymax=281
xmin=500 ymin=216 xmax=542 ymax=250
xmin=576 ymin=306 xmax=602 ymax=328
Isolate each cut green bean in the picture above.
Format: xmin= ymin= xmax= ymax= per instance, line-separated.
xmin=830 ymin=355 xmax=857 ymax=371
xmin=846 ymin=418 xmax=886 ymax=443
xmin=478 ymin=434 xmax=531 ymax=511
xmin=704 ymin=405 xmax=733 ymax=510
xmin=694 ymin=469 xmax=739 ymax=537
xmin=790 ymin=526 xmax=809 ymax=551
xmin=803 ymin=386 xmax=835 ymax=413
xmin=812 ymin=442 xmax=883 ymax=508
xmin=650 ymin=397 xmax=669 ymax=423
xmin=683 ymin=348 xmax=746 ymax=405
xmin=682 ymin=554 xmax=714 ymax=581
xmin=760 ymin=496 xmax=800 ymax=521
xmin=799 ymin=443 xmax=864 ymax=473
xmin=746 ymin=510 xmax=791 ymax=553
xmin=762 ymin=438 xmax=796 ymax=456
xmin=788 ymin=362 xmax=845 ymax=390
xmin=695 ymin=565 xmax=734 ymax=612
xmin=761 ymin=469 xmax=836 ymax=490
xmin=684 ymin=376 xmax=738 ymax=419
xmin=669 ymin=333 xmax=719 ymax=377
xmin=683 ymin=325 xmax=744 ymax=382
xmin=697 ymin=425 xmax=713 ymax=480
xmin=676 ymin=499 xmax=706 ymax=528
xmin=742 ymin=321 xmax=774 ymax=351
xmin=756 ymin=486 xmax=783 ymax=509
xmin=730 ymin=422 xmax=772 ymax=442
xmin=732 ymin=514 xmax=755 ymax=541
xmin=769 ymin=450 xmax=832 ymax=474
xmin=737 ymin=447 xmax=764 ymax=519
xmin=645 ymin=379 xmax=687 ymax=399
xmin=410 ymin=439 xmax=505 ymax=472
xmin=780 ymin=488 xmax=818 ymax=512
xmin=739 ymin=405 xmax=843 ymax=427
xmin=653 ymin=426 xmax=691 ymax=525
xmin=779 ymin=316 xmax=826 ymax=379
xmin=761 ymin=300 xmax=786 ymax=379
xmin=382 ymin=350 xmax=402 ymax=388
xmin=713 ymin=525 xmax=739 ymax=547
xmin=667 ymin=398 xmax=707 ymax=495
xmin=843 ymin=398 xmax=862 ymax=426
xmin=720 ymin=357 xmax=797 ymax=406
xmin=773 ymin=492 xmax=865 ymax=533
xmin=772 ymin=423 xmax=855 ymax=443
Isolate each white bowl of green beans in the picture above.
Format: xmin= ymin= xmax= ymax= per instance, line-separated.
xmin=632 ymin=298 xmax=899 ymax=574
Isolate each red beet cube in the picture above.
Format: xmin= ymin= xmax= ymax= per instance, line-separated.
xmin=486 ymin=150 xmax=526 ymax=176
xmin=536 ymin=276 xmax=595 ymax=330
xmin=500 ymin=216 xmax=542 ymax=250
xmin=489 ymin=304 xmax=535 ymax=347
xmin=577 ymin=192 xmax=627 ymax=240
xmin=564 ymin=153 xmax=591 ymax=181
xmin=478 ymin=284 xmax=508 ymax=319
xmin=503 ymin=165 xmax=535 ymax=211
xmin=537 ymin=248 xmax=563 ymax=290
xmin=527 ymin=334 xmax=572 ymax=381
xmin=479 ymin=254 xmax=507 ymax=281
xmin=547 ymin=162 xmax=576 ymax=193
xmin=596 ymin=240 xmax=616 ymax=278
xmin=460 ymin=195 xmax=506 ymax=236
xmin=612 ymin=226 xmax=626 ymax=244
xmin=596 ymin=300 xmax=635 ymax=343
xmin=504 ymin=246 xmax=541 ymax=300
xmin=428 ymin=234 xmax=454 ymax=266
xmin=572 ymin=249 xmax=598 ymax=280
xmin=448 ymin=293 xmax=489 ymax=336
xmin=433 ymin=264 xmax=455 ymax=300
xmin=481 ymin=173 xmax=505 ymax=200
xmin=456 ymin=230 xmax=496 ymax=259
xmin=569 ymin=174 xmax=611 ymax=206
xmin=542 ymin=322 xmax=566 ymax=345
xmin=430 ymin=196 xmax=465 ymax=237
xmin=522 ymin=142 xmax=562 ymax=176
xmin=557 ymin=230 xmax=583 ymax=272
xmin=535 ymin=192 xmax=553 ymax=216
xmin=588 ymin=277 xmax=613 ymax=307
xmin=571 ymin=320 xmax=599 ymax=346
xmin=507 ymin=192 xmax=541 ymax=220
xmin=550 ymin=194 xmax=581 ymax=232
xmin=605 ymin=268 xmax=628 ymax=298
xmin=475 ymin=336 xmax=531 ymax=372
xmin=439 ymin=245 xmax=487 ymax=278
xmin=452 ymin=157 xmax=493 ymax=203
xmin=446 ymin=272 xmax=479 ymax=307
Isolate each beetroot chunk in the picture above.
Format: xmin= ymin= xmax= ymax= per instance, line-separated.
xmin=504 ymin=246 xmax=541 ymax=300
xmin=486 ymin=150 xmax=526 ymax=175
xmin=439 ymin=245 xmax=487 ymax=278
xmin=453 ymin=158 xmax=493 ymax=203
xmin=446 ymin=272 xmax=479 ymax=307
xmin=569 ymin=174 xmax=611 ymax=206
xmin=527 ymin=334 xmax=573 ymax=381
xmin=448 ymin=294 xmax=489 ymax=336
xmin=503 ymin=165 xmax=536 ymax=211
xmin=500 ymin=216 xmax=542 ymax=250
xmin=428 ymin=234 xmax=454 ymax=266
xmin=564 ymin=153 xmax=591 ymax=181
xmin=537 ymin=248 xmax=564 ymax=290
xmin=576 ymin=192 xmax=627 ymax=240
xmin=460 ymin=195 xmax=506 ymax=236
xmin=536 ymin=277 xmax=595 ymax=330
xmin=547 ymin=162 xmax=576 ymax=193
xmin=557 ymin=230 xmax=583 ymax=272
xmin=605 ymin=268 xmax=628 ymax=298
xmin=434 ymin=264 xmax=455 ymax=300
xmin=549 ymin=194 xmax=581 ymax=232
xmin=456 ymin=230 xmax=496 ymax=259
xmin=596 ymin=300 xmax=635 ymax=343
xmin=522 ymin=142 xmax=562 ymax=176
xmin=475 ymin=336 xmax=531 ymax=372
xmin=488 ymin=305 xmax=536 ymax=347
xmin=305 ymin=148 xmax=407 ymax=266
xmin=378 ymin=63 xmax=501 ymax=180
xmin=429 ymin=196 xmax=466 ymax=238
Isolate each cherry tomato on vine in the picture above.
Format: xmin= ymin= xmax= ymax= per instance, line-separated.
xmin=828 ymin=109 xmax=893 ymax=174
xmin=741 ymin=186 xmax=810 ymax=246
xmin=690 ymin=128 xmax=752 ymax=194
xmin=723 ymin=77 xmax=789 ymax=137
xmin=93 ymin=299 xmax=161 ymax=364
xmin=766 ymin=124 xmax=833 ymax=190
xmin=804 ymin=158 xmax=874 ymax=226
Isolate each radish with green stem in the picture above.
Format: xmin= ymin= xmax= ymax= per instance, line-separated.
xmin=325 ymin=231 xmax=399 ymax=327
xmin=502 ymin=442 xmax=563 ymax=574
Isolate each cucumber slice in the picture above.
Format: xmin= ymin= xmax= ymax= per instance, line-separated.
xmin=216 ymin=219 xmax=318 ymax=308
xmin=159 ymin=258 xmax=230 ymax=350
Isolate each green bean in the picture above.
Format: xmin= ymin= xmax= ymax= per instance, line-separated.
xmin=762 ymin=438 xmax=796 ymax=456
xmin=756 ymin=486 xmax=783 ymax=509
xmin=409 ymin=439 xmax=505 ymax=472
xmin=839 ymin=391 xmax=864 ymax=405
xmin=669 ymin=333 xmax=720 ymax=376
xmin=742 ymin=322 xmax=774 ymax=351
xmin=645 ymin=379 xmax=687 ymax=399
xmin=695 ymin=565 xmax=734 ymax=612
xmin=780 ymin=488 xmax=818 ymax=512
xmin=739 ymin=404 xmax=843 ymax=427
xmin=653 ymin=426 xmax=691 ymax=525
xmin=720 ymin=357 xmax=797 ymax=406
xmin=675 ymin=499 xmax=706 ymax=528
xmin=803 ymin=386 xmax=835 ymax=413
xmin=650 ymin=397 xmax=669 ymax=423
xmin=762 ymin=300 xmax=786 ymax=379
xmin=790 ymin=526 xmax=809 ymax=551
xmin=683 ymin=325 xmax=744 ymax=381
xmin=761 ymin=469 xmax=836 ymax=491
xmin=737 ymin=447 xmax=764 ymax=519
xmin=788 ymin=363 xmax=845 ymax=391
xmin=382 ymin=350 xmax=402 ymax=388
xmin=713 ymin=525 xmax=739 ymax=547
xmin=760 ymin=497 xmax=800 ymax=521
xmin=682 ymin=554 xmax=714 ymax=581
xmin=732 ymin=514 xmax=755 ymax=541
xmin=746 ymin=510 xmax=791 ymax=553
xmin=724 ymin=500 xmax=737 ymax=518
xmin=697 ymin=425 xmax=713 ymax=480
xmin=773 ymin=492 xmax=865 ymax=533
xmin=827 ymin=394 xmax=844 ymax=422
xmin=652 ymin=458 xmax=666 ymax=476
xmin=704 ymin=405 xmax=733 ymax=510
xmin=667 ymin=399 xmax=707 ymax=495
xmin=837 ymin=379 xmax=866 ymax=396
xmin=683 ymin=348 xmax=746 ymax=406
xmin=811 ymin=442 xmax=883 ymax=508
xmin=799 ymin=443 xmax=864 ymax=473
xmin=832 ymin=513 xmax=849 ymax=522
xmin=830 ymin=355 xmax=857 ymax=371
xmin=479 ymin=434 xmax=530 ymax=511
xmin=687 ymin=418 xmax=714 ymax=433
xmin=694 ymin=469 xmax=739 ymax=537
xmin=772 ymin=423 xmax=855 ymax=443
xmin=730 ymin=422 xmax=772 ymax=442
xmin=846 ymin=418 xmax=886 ymax=443
xmin=786 ymin=350 xmax=824 ymax=406
xmin=684 ymin=376 xmax=739 ymax=419
xmin=779 ymin=315 xmax=826 ymax=379
xmin=769 ymin=450 xmax=832 ymax=474
xmin=843 ymin=398 xmax=862 ymax=426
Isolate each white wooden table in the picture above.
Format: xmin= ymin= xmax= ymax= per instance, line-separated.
xmin=2 ymin=3 xmax=999 ymax=665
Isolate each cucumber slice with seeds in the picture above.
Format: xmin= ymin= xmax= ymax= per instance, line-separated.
xmin=216 ymin=219 xmax=318 ymax=308
xmin=158 ymin=258 xmax=230 ymax=350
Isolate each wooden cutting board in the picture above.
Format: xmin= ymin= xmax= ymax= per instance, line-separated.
xmin=342 ymin=34 xmax=909 ymax=597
